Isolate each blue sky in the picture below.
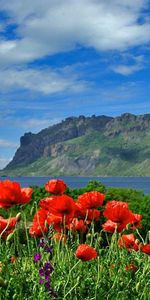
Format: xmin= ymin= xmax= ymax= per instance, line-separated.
xmin=0 ymin=0 xmax=150 ymax=169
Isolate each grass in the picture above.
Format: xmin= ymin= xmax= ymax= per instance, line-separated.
xmin=0 ymin=220 xmax=150 ymax=300
xmin=0 ymin=181 xmax=150 ymax=299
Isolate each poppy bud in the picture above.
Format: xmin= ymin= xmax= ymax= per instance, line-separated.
xmin=16 ymin=213 xmax=21 ymax=222
xmin=6 ymin=232 xmax=14 ymax=243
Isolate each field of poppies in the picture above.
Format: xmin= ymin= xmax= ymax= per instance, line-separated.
xmin=0 ymin=179 xmax=150 ymax=300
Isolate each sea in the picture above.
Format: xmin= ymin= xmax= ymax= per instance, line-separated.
xmin=0 ymin=176 xmax=150 ymax=195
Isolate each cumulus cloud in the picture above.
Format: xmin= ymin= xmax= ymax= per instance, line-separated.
xmin=0 ymin=67 xmax=87 ymax=94
xmin=0 ymin=0 xmax=149 ymax=65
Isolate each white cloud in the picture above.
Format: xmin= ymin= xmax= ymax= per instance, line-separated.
xmin=111 ymin=64 xmax=143 ymax=75
xmin=0 ymin=0 xmax=149 ymax=65
xmin=0 ymin=139 xmax=18 ymax=148
xmin=111 ymin=54 xmax=145 ymax=75
xmin=0 ymin=67 xmax=87 ymax=94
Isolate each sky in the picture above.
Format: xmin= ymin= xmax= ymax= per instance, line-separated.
xmin=0 ymin=0 xmax=150 ymax=169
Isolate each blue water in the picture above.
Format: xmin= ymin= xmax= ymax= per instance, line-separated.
xmin=0 ymin=176 xmax=150 ymax=194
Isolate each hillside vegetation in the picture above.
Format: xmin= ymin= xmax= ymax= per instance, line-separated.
xmin=2 ymin=113 xmax=150 ymax=176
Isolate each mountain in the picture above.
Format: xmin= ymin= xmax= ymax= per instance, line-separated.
xmin=2 ymin=113 xmax=150 ymax=176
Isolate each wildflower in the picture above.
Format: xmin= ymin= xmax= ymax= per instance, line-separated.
xmin=125 ymin=263 xmax=138 ymax=272
xmin=34 ymin=253 xmax=42 ymax=263
xmin=0 ymin=180 xmax=33 ymax=208
xmin=103 ymin=201 xmax=136 ymax=233
xmin=39 ymin=238 xmax=46 ymax=248
xmin=74 ymin=203 xmax=100 ymax=222
xmin=77 ymin=191 xmax=105 ymax=209
xmin=47 ymin=195 xmax=75 ymax=218
xmin=141 ymin=244 xmax=150 ymax=255
xmin=45 ymin=179 xmax=67 ymax=195
xmin=67 ymin=218 xmax=87 ymax=234
xmin=118 ymin=234 xmax=139 ymax=251
xmin=75 ymin=244 xmax=97 ymax=261
xmin=102 ymin=219 xmax=125 ymax=233
xmin=29 ymin=208 xmax=48 ymax=238
xmin=0 ymin=216 xmax=18 ymax=239
xmin=39 ymin=196 xmax=56 ymax=210
xmin=130 ymin=213 xmax=142 ymax=230
xmin=10 ymin=256 xmax=17 ymax=264
xmin=103 ymin=201 xmax=132 ymax=223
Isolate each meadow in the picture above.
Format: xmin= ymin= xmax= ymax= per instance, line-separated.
xmin=0 ymin=179 xmax=150 ymax=300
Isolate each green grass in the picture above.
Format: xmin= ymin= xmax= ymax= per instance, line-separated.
xmin=0 ymin=181 xmax=150 ymax=299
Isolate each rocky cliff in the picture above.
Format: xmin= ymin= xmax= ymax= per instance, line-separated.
xmin=3 ymin=113 xmax=150 ymax=176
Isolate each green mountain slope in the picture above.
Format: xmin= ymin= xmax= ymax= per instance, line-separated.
xmin=2 ymin=113 xmax=150 ymax=176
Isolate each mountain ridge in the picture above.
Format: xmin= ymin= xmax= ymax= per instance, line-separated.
xmin=3 ymin=112 xmax=150 ymax=176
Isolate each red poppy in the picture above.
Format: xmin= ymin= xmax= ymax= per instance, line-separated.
xmin=75 ymin=244 xmax=97 ymax=261
xmin=141 ymin=244 xmax=150 ymax=255
xmin=47 ymin=213 xmax=64 ymax=231
xmin=0 ymin=216 xmax=18 ymax=239
xmin=130 ymin=213 xmax=142 ymax=230
xmin=45 ymin=179 xmax=67 ymax=194
xmin=74 ymin=203 xmax=100 ymax=222
xmin=67 ymin=218 xmax=87 ymax=233
xmin=29 ymin=208 xmax=48 ymax=237
xmin=10 ymin=256 xmax=17 ymax=264
xmin=118 ymin=234 xmax=139 ymax=251
xmin=20 ymin=187 xmax=33 ymax=204
xmin=0 ymin=180 xmax=33 ymax=208
xmin=103 ymin=201 xmax=133 ymax=224
xmin=45 ymin=195 xmax=75 ymax=221
xmin=77 ymin=191 xmax=105 ymax=209
xmin=125 ymin=263 xmax=138 ymax=272
xmin=39 ymin=196 xmax=56 ymax=210
xmin=102 ymin=219 xmax=126 ymax=233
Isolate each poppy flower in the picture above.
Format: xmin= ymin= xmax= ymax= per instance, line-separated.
xmin=29 ymin=208 xmax=48 ymax=237
xmin=74 ymin=203 xmax=100 ymax=222
xmin=103 ymin=201 xmax=133 ymax=225
xmin=77 ymin=191 xmax=105 ymax=209
xmin=0 ymin=180 xmax=33 ymax=208
xmin=125 ymin=263 xmax=138 ymax=272
xmin=47 ymin=213 xmax=64 ymax=231
xmin=118 ymin=234 xmax=139 ymax=251
xmin=67 ymin=218 xmax=87 ymax=234
xmin=45 ymin=179 xmax=67 ymax=194
xmin=141 ymin=244 xmax=150 ymax=255
xmin=102 ymin=219 xmax=126 ymax=233
xmin=10 ymin=256 xmax=17 ymax=264
xmin=130 ymin=213 xmax=142 ymax=230
xmin=39 ymin=196 xmax=56 ymax=210
xmin=45 ymin=195 xmax=75 ymax=221
xmin=0 ymin=216 xmax=18 ymax=239
xmin=76 ymin=244 xmax=97 ymax=261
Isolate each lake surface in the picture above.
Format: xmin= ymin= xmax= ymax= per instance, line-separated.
xmin=0 ymin=176 xmax=150 ymax=194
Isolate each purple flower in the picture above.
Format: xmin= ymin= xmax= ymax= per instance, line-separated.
xmin=34 ymin=253 xmax=42 ymax=263
xmin=39 ymin=268 xmax=45 ymax=276
xmin=39 ymin=239 xmax=46 ymax=248
xmin=45 ymin=245 xmax=53 ymax=253
xmin=44 ymin=262 xmax=51 ymax=269
xmin=39 ymin=278 xmax=45 ymax=284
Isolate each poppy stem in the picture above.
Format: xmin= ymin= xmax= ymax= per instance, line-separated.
xmin=63 ymin=260 xmax=80 ymax=297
